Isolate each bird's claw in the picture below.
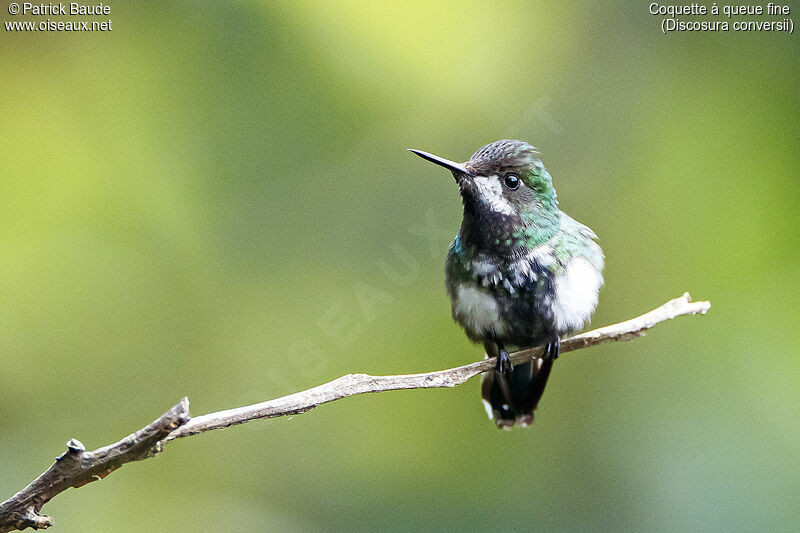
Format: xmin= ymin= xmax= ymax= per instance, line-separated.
xmin=497 ymin=349 xmax=513 ymax=374
xmin=544 ymin=335 xmax=561 ymax=361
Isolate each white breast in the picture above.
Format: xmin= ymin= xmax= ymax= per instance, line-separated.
xmin=453 ymin=285 xmax=507 ymax=337
xmin=551 ymin=257 xmax=603 ymax=332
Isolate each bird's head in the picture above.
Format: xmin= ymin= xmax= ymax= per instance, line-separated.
xmin=409 ymin=139 xmax=560 ymax=253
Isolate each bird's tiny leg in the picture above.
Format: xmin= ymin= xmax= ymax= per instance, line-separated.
xmin=544 ymin=334 xmax=561 ymax=361
xmin=497 ymin=342 xmax=513 ymax=375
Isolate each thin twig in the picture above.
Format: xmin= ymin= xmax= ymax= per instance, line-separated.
xmin=0 ymin=293 xmax=709 ymax=532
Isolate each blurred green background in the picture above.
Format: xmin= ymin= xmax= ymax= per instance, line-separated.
xmin=1 ymin=1 xmax=799 ymax=531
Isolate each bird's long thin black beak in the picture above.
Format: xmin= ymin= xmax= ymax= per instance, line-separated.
xmin=407 ymin=149 xmax=469 ymax=175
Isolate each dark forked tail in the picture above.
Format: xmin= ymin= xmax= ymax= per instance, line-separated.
xmin=481 ymin=357 xmax=554 ymax=429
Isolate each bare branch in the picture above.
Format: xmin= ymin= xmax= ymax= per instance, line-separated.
xmin=0 ymin=293 xmax=709 ymax=532
xmin=0 ymin=399 xmax=190 ymax=533
xmin=168 ymin=292 xmax=709 ymax=437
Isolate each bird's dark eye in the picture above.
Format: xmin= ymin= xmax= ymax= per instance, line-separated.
xmin=504 ymin=174 xmax=520 ymax=190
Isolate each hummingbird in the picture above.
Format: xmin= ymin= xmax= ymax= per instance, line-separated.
xmin=409 ymin=140 xmax=604 ymax=429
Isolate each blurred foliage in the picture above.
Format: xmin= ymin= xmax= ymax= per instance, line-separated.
xmin=1 ymin=1 xmax=799 ymax=531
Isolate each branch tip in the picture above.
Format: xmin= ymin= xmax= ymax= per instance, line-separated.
xmin=65 ymin=439 xmax=85 ymax=453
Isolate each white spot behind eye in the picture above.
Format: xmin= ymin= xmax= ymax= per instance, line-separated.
xmin=473 ymin=175 xmax=515 ymax=215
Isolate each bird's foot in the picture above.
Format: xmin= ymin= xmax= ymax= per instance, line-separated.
xmin=543 ymin=335 xmax=561 ymax=361
xmin=497 ymin=349 xmax=513 ymax=374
